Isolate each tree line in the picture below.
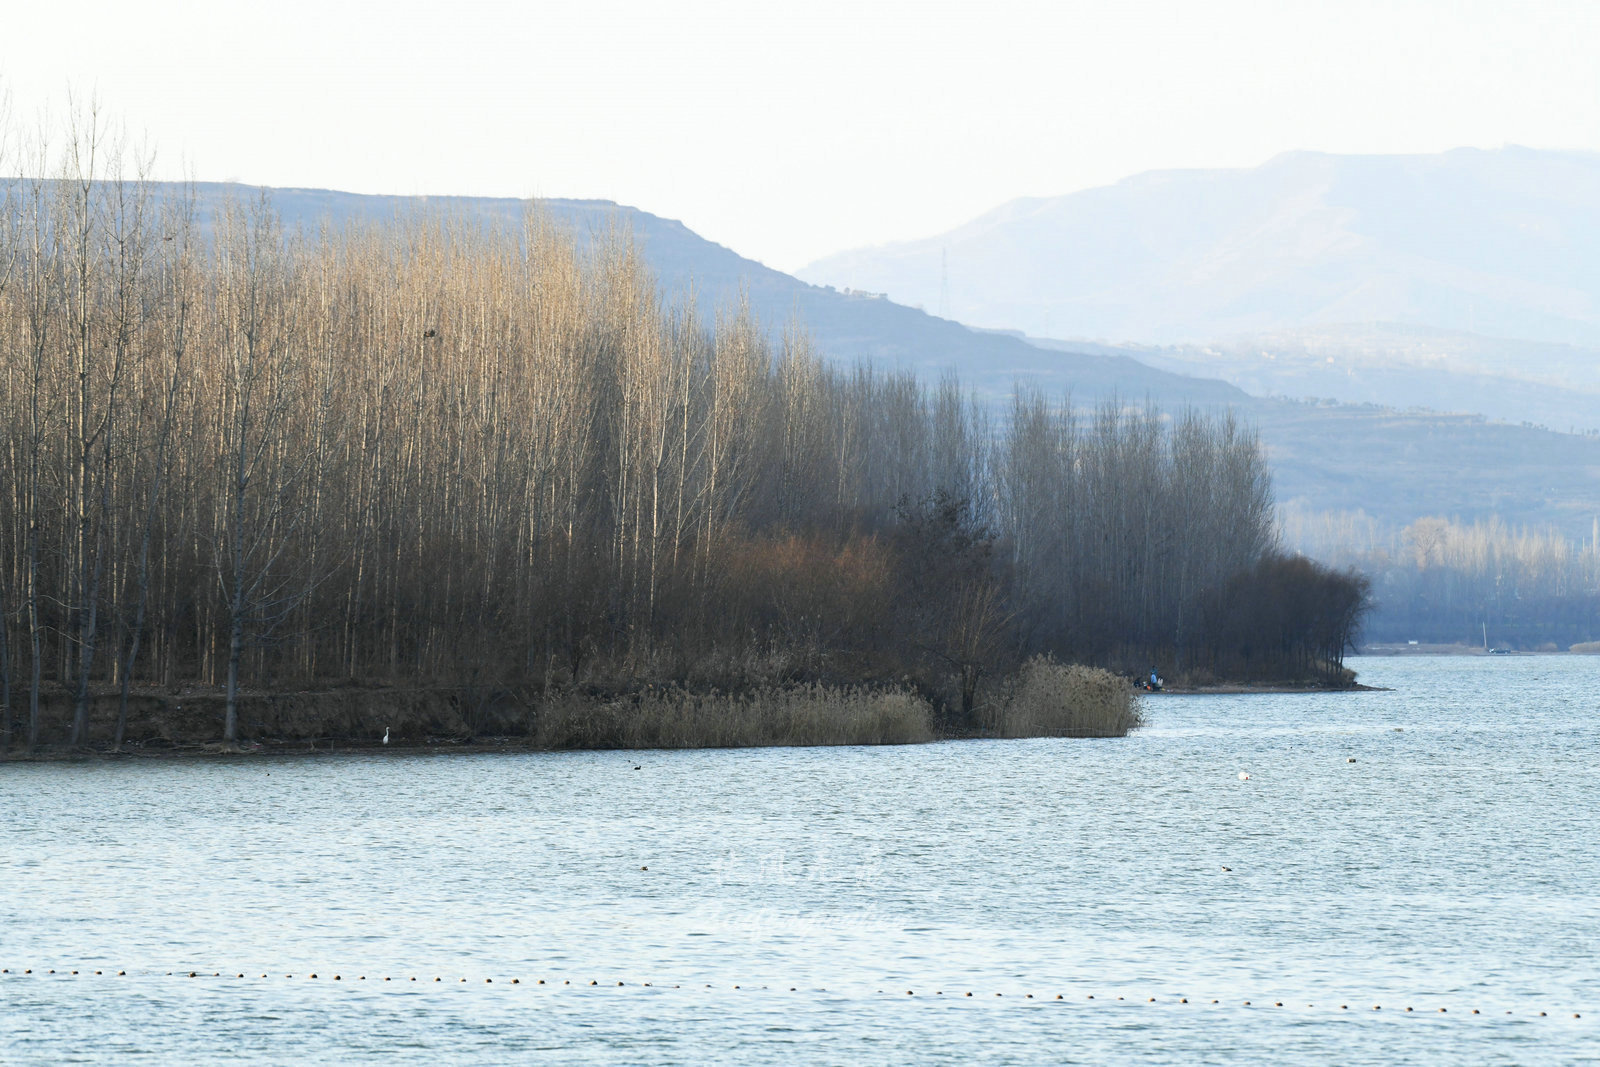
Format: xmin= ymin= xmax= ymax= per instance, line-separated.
xmin=1284 ymin=505 xmax=1600 ymax=649
xmin=0 ymin=120 xmax=1370 ymax=748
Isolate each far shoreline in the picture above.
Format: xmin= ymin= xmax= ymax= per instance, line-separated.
xmin=1152 ymin=682 xmax=1388 ymax=695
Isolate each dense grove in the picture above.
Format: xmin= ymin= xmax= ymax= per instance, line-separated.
xmin=0 ymin=149 xmax=1368 ymax=749
xmin=1286 ymin=507 xmax=1600 ymax=649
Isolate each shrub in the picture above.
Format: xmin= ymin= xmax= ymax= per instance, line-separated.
xmin=997 ymin=656 xmax=1143 ymax=738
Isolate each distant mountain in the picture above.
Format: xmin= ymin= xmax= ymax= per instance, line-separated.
xmin=155 ymin=183 xmax=1600 ymax=540
xmin=797 ymin=148 xmax=1600 ymax=353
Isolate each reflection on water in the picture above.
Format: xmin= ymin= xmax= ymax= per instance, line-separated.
xmin=3 ymin=656 xmax=1597 ymax=1063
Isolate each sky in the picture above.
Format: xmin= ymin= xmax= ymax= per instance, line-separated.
xmin=3 ymin=0 xmax=1599 ymax=272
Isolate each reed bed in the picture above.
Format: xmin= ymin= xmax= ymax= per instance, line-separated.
xmin=533 ymin=684 xmax=935 ymax=750
xmin=995 ymin=656 xmax=1143 ymax=738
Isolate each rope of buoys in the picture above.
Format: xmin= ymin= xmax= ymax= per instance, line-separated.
xmin=0 ymin=968 xmax=1583 ymax=1017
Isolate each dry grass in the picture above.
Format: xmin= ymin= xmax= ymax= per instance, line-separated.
xmin=995 ymin=656 xmax=1144 ymax=738
xmin=533 ymin=684 xmax=934 ymax=750
xmin=1571 ymin=641 xmax=1600 ymax=654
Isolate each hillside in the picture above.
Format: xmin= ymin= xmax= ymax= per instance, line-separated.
xmin=1028 ymin=326 xmax=1600 ymax=434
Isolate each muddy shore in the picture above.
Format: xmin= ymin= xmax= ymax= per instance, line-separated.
xmin=1 ymin=675 xmax=1370 ymax=760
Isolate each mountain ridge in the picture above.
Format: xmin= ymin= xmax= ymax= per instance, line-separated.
xmin=798 ymin=147 xmax=1600 ymax=352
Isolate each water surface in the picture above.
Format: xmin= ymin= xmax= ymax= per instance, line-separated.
xmin=3 ymin=655 xmax=1596 ymax=1063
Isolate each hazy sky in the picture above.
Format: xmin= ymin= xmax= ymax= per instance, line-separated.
xmin=3 ymin=0 xmax=1598 ymax=271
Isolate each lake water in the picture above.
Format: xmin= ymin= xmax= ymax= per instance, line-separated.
xmin=3 ymin=655 xmax=1597 ymax=1064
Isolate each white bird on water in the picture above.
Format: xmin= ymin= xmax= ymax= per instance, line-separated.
xmin=1237 ymin=771 xmax=1251 ymax=780
xmin=382 ymin=727 xmax=390 ymax=746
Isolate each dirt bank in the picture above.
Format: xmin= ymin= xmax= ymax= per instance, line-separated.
xmin=2 ymin=682 xmax=519 ymax=755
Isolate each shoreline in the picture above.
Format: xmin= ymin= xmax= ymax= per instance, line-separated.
xmin=2 ymin=677 xmax=1374 ymax=761
xmin=1153 ymin=682 xmax=1388 ymax=695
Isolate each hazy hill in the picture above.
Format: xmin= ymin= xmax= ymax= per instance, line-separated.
xmin=797 ymin=148 xmax=1600 ymax=353
xmin=1030 ymin=325 xmax=1600 ymax=433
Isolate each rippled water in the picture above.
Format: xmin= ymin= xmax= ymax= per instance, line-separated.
xmin=4 ymin=655 xmax=1597 ymax=1063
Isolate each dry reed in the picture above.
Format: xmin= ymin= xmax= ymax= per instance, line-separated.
xmin=995 ymin=656 xmax=1143 ymax=738
xmin=533 ymin=684 xmax=934 ymax=750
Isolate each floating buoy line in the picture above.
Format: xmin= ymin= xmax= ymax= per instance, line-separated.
xmin=0 ymin=967 xmax=1584 ymax=1019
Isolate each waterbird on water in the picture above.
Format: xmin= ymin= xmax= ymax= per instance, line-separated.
xmin=1237 ymin=771 xmax=1251 ymax=780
